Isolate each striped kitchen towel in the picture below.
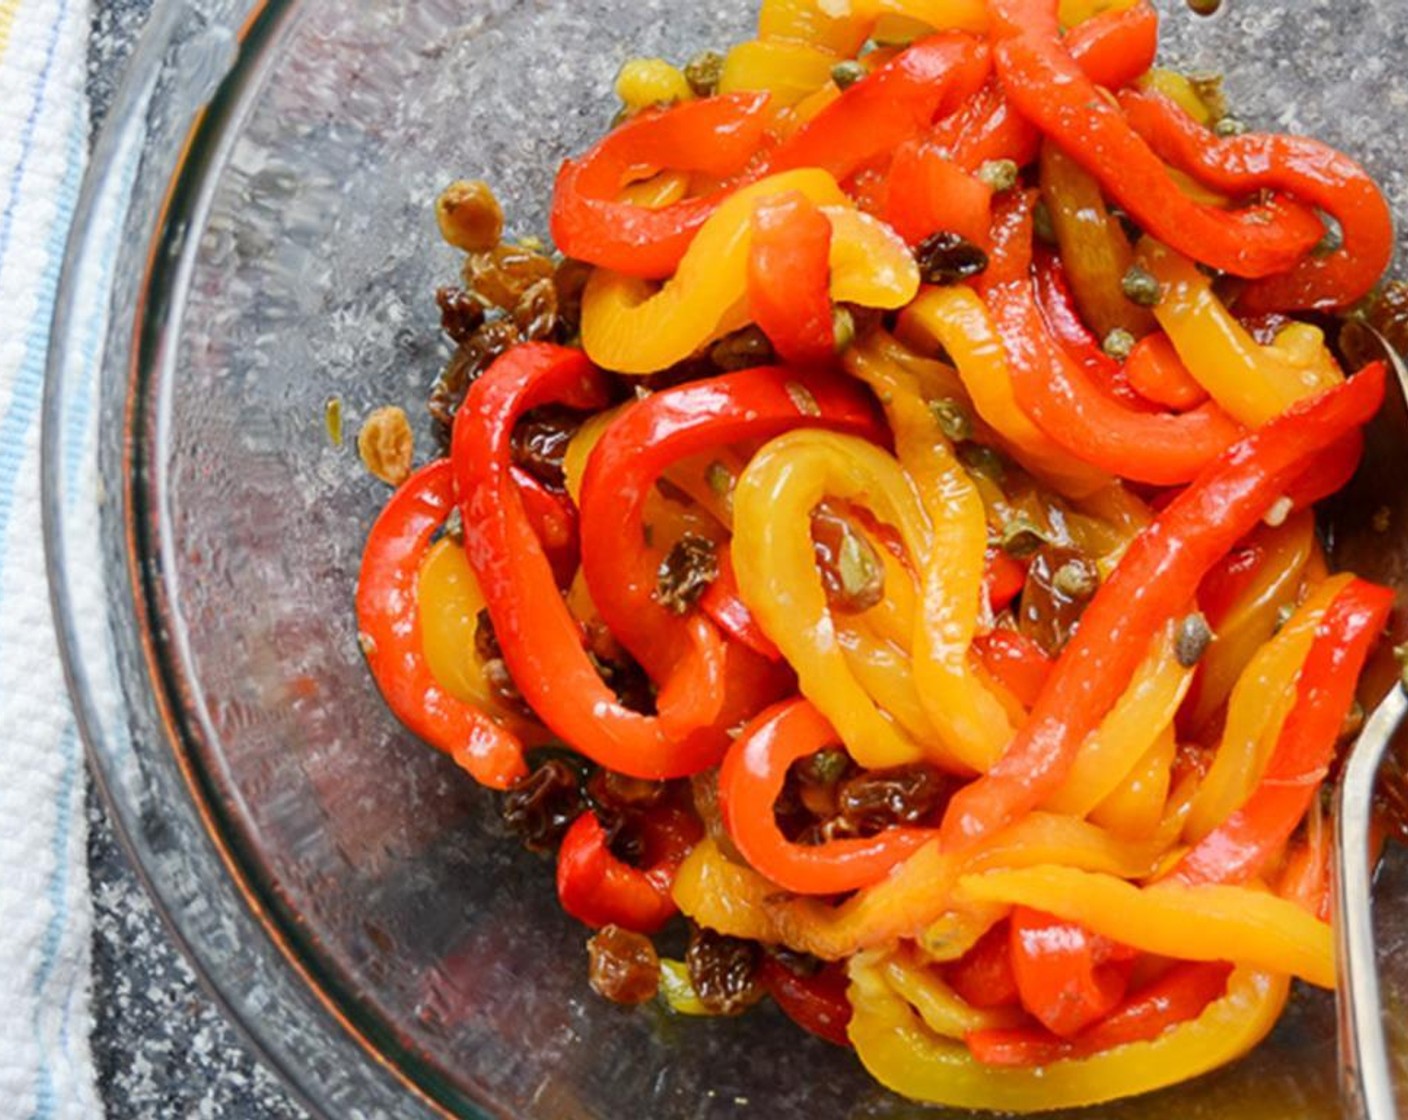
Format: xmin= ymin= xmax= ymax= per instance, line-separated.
xmin=0 ymin=0 xmax=103 ymax=1117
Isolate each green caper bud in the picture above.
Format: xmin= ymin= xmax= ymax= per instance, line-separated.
xmin=833 ymin=306 xmax=857 ymax=353
xmin=1213 ymin=116 xmax=1246 ymax=138
xmin=1175 ymin=612 xmax=1214 ymax=667
xmin=1121 ymin=265 xmax=1162 ymax=308
xmin=684 ymin=50 xmax=725 ymax=97
xmin=930 ymin=398 xmax=973 ymax=443
xmin=977 ymin=159 xmax=1020 ymax=193
xmin=831 ymin=60 xmax=867 ymax=91
xmin=1102 ymin=328 xmax=1137 ymax=362
xmin=999 ymin=516 xmax=1048 ymax=559
xmin=1052 ymin=559 xmax=1099 ymax=600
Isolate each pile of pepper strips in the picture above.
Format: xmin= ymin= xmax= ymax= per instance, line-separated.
xmin=358 ymin=0 xmax=1398 ymax=1109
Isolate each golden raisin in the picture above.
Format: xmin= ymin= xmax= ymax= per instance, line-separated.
xmin=436 ymin=180 xmax=504 ymax=253
xmin=587 ymin=925 xmax=660 ymax=1005
xmin=357 ymin=406 xmax=414 ymax=486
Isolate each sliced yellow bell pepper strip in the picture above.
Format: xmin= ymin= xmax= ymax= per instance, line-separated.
xmin=837 ymin=627 xmax=945 ymax=749
xmin=877 ymin=945 xmax=1027 ymax=1037
xmin=417 ymin=539 xmax=549 ymax=743
xmin=1138 ymin=68 xmax=1214 ymax=127
xmin=657 ymin=959 xmax=714 ymax=1016
xmin=897 ymin=286 xmax=1112 ymax=498
xmin=719 ymin=39 xmax=840 ymax=107
xmin=1184 ymin=574 xmax=1351 ymax=842
xmin=732 ymin=430 xmax=939 ymax=769
xmin=1044 ymin=620 xmax=1191 ymax=818
xmin=847 ymin=955 xmax=1289 ymax=1112
xmin=757 ymin=0 xmax=873 ymax=54
xmin=676 ymin=813 xmax=1163 ymax=961
xmin=581 ymin=169 xmax=918 ymax=374
xmin=1040 ymin=141 xmax=1158 ymax=341
xmin=1142 ymin=239 xmax=1343 ymax=426
xmin=845 ymin=336 xmax=1015 ymax=772
xmin=1189 ymin=510 xmax=1316 ymax=732
xmin=1088 ymin=723 xmax=1177 ymax=839
xmin=958 ymin=865 xmax=1334 ymax=987
xmin=617 ymin=170 xmax=690 ymax=209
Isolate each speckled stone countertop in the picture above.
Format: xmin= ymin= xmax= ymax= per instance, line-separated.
xmin=86 ymin=4 xmax=304 ymax=1116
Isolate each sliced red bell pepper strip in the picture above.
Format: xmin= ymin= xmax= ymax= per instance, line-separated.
xmin=1008 ymin=907 xmax=1133 ymax=1038
xmin=747 ymin=192 xmax=836 ymax=366
xmin=556 ymin=806 xmax=703 ymax=933
xmin=1032 ymin=247 xmax=1149 ymax=409
xmin=759 ymin=957 xmax=854 ymax=1047
xmin=718 ymin=699 xmax=936 ymax=895
xmin=966 ymin=961 xmax=1234 ymax=1066
xmin=972 ymin=628 xmax=1052 ymax=711
xmin=511 ymin=465 xmax=579 ymax=587
xmin=768 ymin=33 xmax=992 ymax=182
xmin=550 ymin=92 xmax=771 ymax=280
xmin=938 ymin=353 xmax=1387 ymax=852
xmin=882 ymin=141 xmax=994 ymax=247
xmin=943 ymin=920 xmax=1021 ymax=1011
xmin=579 ymin=366 xmax=884 ymax=682
xmin=1120 ymin=88 xmax=1393 ymax=312
xmin=356 ymin=459 xmax=528 ymax=790
xmin=980 ymin=193 xmax=1243 ymax=486
xmin=1170 ymin=578 xmax=1393 ymax=888
xmin=1197 ymin=535 xmax=1267 ymax=632
xmin=984 ymin=546 xmax=1029 ymax=615
xmin=455 ymin=343 xmax=787 ymax=778
xmin=1125 ymin=332 xmax=1210 ymax=412
xmin=699 ymin=548 xmax=784 ymax=663
xmin=933 ymin=4 xmax=1158 ymax=172
xmin=985 ymin=0 xmax=1324 ymax=279
xmin=1282 ymin=430 xmax=1365 ymax=513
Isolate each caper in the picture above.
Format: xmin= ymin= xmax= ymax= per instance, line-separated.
xmin=1052 ymin=559 xmax=1099 ymax=600
xmin=831 ymin=60 xmax=867 ymax=91
xmin=684 ymin=49 xmax=725 ymax=97
xmin=930 ymin=397 xmax=973 ymax=443
xmin=1213 ymin=116 xmax=1246 ymax=138
xmin=1102 ymin=328 xmax=1136 ymax=362
xmin=977 ymin=159 xmax=1020 ymax=193
xmin=999 ymin=515 xmax=1048 ymax=559
xmin=1175 ymin=612 xmax=1214 ymax=668
xmin=1121 ymin=265 xmax=1162 ymax=308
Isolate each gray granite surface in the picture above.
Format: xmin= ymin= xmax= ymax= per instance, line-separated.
xmin=86 ymin=3 xmax=305 ymax=1116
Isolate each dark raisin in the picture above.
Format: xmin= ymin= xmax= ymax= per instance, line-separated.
xmin=587 ymin=646 xmax=656 ymax=715
xmin=1018 ymin=545 xmax=1099 ymax=657
xmin=588 ymin=925 xmax=660 ymax=1005
xmin=436 ymin=286 xmax=485 ymax=344
xmin=600 ymin=808 xmax=646 ymax=865
xmin=811 ymin=504 xmax=885 ymax=614
xmin=590 ymin=770 xmax=670 ymax=812
xmin=686 ymin=927 xmax=764 ymax=1015
xmin=474 ymin=608 xmax=502 ymax=662
xmin=483 ymin=657 xmax=533 ymax=717
xmin=511 ymin=405 xmax=582 ymax=489
xmin=914 ymin=232 xmax=989 ymax=285
xmin=832 ymin=763 xmax=951 ymax=837
xmin=552 ymin=258 xmax=594 ymax=339
xmin=428 ymin=318 xmax=521 ymax=437
xmin=512 ymin=277 xmax=559 ymax=341
xmin=656 ymin=533 xmax=719 ymax=614
xmin=500 ymin=759 xmax=588 ymax=852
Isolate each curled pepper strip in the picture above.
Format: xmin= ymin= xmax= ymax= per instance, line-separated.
xmin=732 ymin=429 xmax=956 ymax=769
xmin=356 ymin=460 xmax=528 ymax=790
xmin=985 ymin=0 xmax=1324 ymax=279
xmin=1121 ymin=88 xmax=1394 ymax=312
xmin=1008 ymin=907 xmax=1132 ymax=1038
xmin=579 ymin=365 xmax=885 ymax=681
xmin=931 ymin=4 xmax=1158 ymax=172
xmin=719 ymin=699 xmax=937 ymax=895
xmin=455 ymin=343 xmax=783 ymax=778
xmin=556 ymin=807 xmax=703 ymax=933
xmin=938 ymin=352 xmax=1386 ymax=852
xmin=549 ymin=92 xmax=772 ymax=280
xmin=768 ymin=33 xmax=993 ymax=181
xmin=1171 ymin=577 xmax=1393 ymax=888
xmin=882 ymin=141 xmax=994 ymax=247
xmin=747 ymin=191 xmax=836 ymax=366
xmin=759 ymin=956 xmax=854 ymax=1047
xmin=979 ymin=192 xmax=1244 ymax=487
xmin=958 ymin=865 xmax=1333 ymax=987
xmin=847 ymin=953 xmax=1288 ymax=1113
xmin=965 ymin=961 xmax=1235 ymax=1067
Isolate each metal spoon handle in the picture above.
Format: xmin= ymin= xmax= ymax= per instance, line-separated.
xmin=1334 ymin=683 xmax=1407 ymax=1119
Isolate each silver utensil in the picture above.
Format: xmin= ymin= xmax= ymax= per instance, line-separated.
xmin=1324 ymin=325 xmax=1408 ymax=1120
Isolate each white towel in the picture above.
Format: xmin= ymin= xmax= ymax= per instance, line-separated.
xmin=0 ymin=0 xmax=103 ymax=1117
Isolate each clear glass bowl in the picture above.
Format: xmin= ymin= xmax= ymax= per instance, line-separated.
xmin=42 ymin=1 xmax=1408 ymax=1116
